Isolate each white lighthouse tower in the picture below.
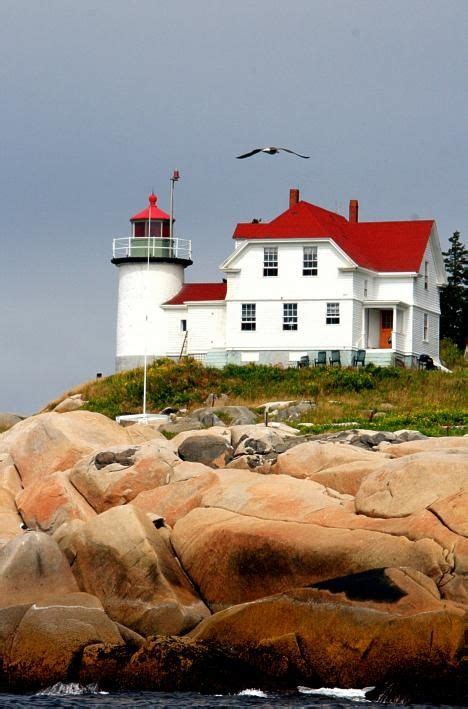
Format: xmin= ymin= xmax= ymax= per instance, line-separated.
xmin=112 ymin=192 xmax=192 ymax=371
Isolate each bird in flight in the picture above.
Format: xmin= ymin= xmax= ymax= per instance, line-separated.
xmin=236 ymin=146 xmax=310 ymax=159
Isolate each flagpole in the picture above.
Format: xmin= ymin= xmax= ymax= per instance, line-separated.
xmin=142 ymin=194 xmax=152 ymax=419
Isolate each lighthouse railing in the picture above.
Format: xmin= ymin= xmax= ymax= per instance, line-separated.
xmin=112 ymin=237 xmax=192 ymax=260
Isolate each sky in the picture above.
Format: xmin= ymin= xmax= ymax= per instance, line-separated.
xmin=0 ymin=0 xmax=467 ymax=414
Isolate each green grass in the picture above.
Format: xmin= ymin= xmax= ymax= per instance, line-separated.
xmin=47 ymin=357 xmax=467 ymax=437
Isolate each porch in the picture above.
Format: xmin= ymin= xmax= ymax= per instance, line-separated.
xmin=360 ymin=301 xmax=409 ymax=359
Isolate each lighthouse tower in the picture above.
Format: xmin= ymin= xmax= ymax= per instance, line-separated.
xmin=112 ymin=193 xmax=192 ymax=371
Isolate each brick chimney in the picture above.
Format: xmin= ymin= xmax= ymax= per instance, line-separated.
xmin=289 ymin=188 xmax=300 ymax=209
xmin=349 ymin=199 xmax=359 ymax=223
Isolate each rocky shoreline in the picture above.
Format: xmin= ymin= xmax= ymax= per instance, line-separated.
xmin=0 ymin=406 xmax=467 ymax=702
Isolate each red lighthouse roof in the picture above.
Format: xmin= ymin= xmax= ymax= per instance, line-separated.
xmin=131 ymin=193 xmax=171 ymax=222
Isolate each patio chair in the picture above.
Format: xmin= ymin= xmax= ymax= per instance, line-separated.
xmin=417 ymin=354 xmax=437 ymax=370
xmin=314 ymin=350 xmax=327 ymax=367
xmin=329 ymin=350 xmax=341 ymax=367
xmin=352 ymin=349 xmax=366 ymax=367
xmin=297 ymin=355 xmax=310 ymax=368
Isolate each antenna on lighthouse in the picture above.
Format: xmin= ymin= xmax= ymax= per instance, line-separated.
xmin=169 ymin=170 xmax=180 ymax=241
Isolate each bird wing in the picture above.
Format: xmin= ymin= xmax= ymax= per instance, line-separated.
xmin=279 ymin=148 xmax=310 ymax=158
xmin=236 ymin=149 xmax=263 ymax=159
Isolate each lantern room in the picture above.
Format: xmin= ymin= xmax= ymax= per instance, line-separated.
xmin=131 ymin=193 xmax=171 ymax=238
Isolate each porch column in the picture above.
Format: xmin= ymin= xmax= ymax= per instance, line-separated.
xmin=392 ymin=305 xmax=397 ymax=350
xmin=361 ymin=308 xmax=367 ymax=349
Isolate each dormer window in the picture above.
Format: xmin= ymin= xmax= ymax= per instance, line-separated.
xmin=263 ymin=247 xmax=278 ymax=276
xmin=303 ymin=246 xmax=318 ymax=276
xmin=424 ymin=261 xmax=429 ymax=290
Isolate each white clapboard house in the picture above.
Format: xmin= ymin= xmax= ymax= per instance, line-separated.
xmin=112 ymin=188 xmax=446 ymax=371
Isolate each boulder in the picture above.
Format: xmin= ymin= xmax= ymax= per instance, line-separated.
xmin=177 ymin=434 xmax=233 ymax=468
xmin=67 ymin=504 xmax=210 ymax=636
xmin=230 ymin=424 xmax=295 ymax=448
xmin=133 ymin=469 xmax=345 ymax=528
xmin=0 ymin=413 xmax=23 ymax=432
xmin=378 ymin=435 xmax=468 ymax=457
xmin=53 ymin=395 xmax=87 ymax=413
xmin=69 ymin=440 xmax=180 ymax=513
xmin=169 ymin=426 xmax=231 ymax=450
xmin=0 ymin=453 xmax=22 ymax=496
xmin=159 ymin=418 xmax=204 ymax=435
xmin=0 ymin=411 xmax=133 ymax=487
xmin=190 ymin=406 xmax=258 ymax=426
xmin=355 ymin=450 xmax=468 ymax=518
xmin=0 ymin=489 xmax=23 ymax=547
xmin=191 ymin=568 xmax=465 ymax=688
xmin=15 ymin=470 xmax=95 ymax=533
xmin=4 ymin=592 xmax=123 ymax=690
xmin=234 ymin=428 xmax=287 ymax=456
xmin=0 ymin=531 xmax=78 ymax=607
xmin=171 ymin=507 xmax=449 ymax=611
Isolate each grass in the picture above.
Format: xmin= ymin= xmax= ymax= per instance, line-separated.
xmin=51 ymin=356 xmax=468 ymax=438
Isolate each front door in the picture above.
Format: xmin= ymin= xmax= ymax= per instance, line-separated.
xmin=380 ymin=310 xmax=393 ymax=349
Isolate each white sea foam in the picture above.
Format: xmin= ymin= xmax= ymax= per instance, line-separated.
xmin=298 ymin=686 xmax=373 ymax=701
xmin=36 ymin=682 xmax=100 ymax=696
xmin=237 ymin=688 xmax=268 ymax=697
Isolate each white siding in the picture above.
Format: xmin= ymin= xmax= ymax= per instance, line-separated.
xmin=413 ymin=238 xmax=441 ymax=314
xmin=186 ymin=304 xmax=226 ymax=354
xmin=412 ymin=307 xmax=440 ymax=359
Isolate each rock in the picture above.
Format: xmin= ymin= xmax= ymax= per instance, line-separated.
xmin=134 ymin=469 xmax=344 ymax=528
xmin=68 ymin=504 xmax=210 ymax=636
xmin=355 ymin=450 xmax=468 ymax=518
xmin=378 ymin=403 xmax=395 ymax=411
xmin=430 ymin=491 xmax=468 ymax=537
xmin=53 ymin=396 xmax=87 ymax=413
xmin=0 ymin=411 xmax=133 ymax=487
xmin=393 ymin=429 xmax=427 ymax=442
xmin=69 ymin=440 xmax=180 ymax=513
xmin=178 ymin=434 xmax=233 ymax=468
xmin=172 ymin=507 xmax=448 ymax=611
xmin=15 ymin=470 xmax=96 ymax=533
xmin=159 ymin=418 xmax=203 ymax=435
xmin=4 ymin=592 xmax=123 ymax=690
xmin=0 ymin=531 xmax=78 ymax=607
xmin=0 ymin=413 xmax=23 ymax=432
xmin=271 ymin=440 xmax=389 ymax=484
xmin=0 ymin=453 xmax=22 ymax=496
xmin=234 ymin=428 xmax=286 ymax=457
xmin=191 ymin=568 xmax=465 ymax=688
xmin=169 ymin=426 xmax=231 ymax=450
xmin=229 ymin=424 xmax=293 ymax=448
xmin=52 ymin=519 xmax=86 ymax=565
xmin=0 ymin=489 xmax=23 ymax=547
xmin=275 ymin=401 xmax=316 ymax=421
xmin=190 ymin=406 xmax=258 ymax=426
xmin=377 ymin=435 xmax=468 ymax=457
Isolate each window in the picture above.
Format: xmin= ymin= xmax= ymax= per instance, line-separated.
xmin=263 ymin=247 xmax=278 ymax=276
xmin=423 ymin=313 xmax=428 ymax=341
xmin=364 ymin=279 xmax=368 ymax=297
xmin=424 ymin=261 xmax=429 ymax=290
xmin=326 ymin=302 xmax=340 ymax=324
xmin=180 ymin=319 xmax=187 ymax=332
xmin=283 ymin=303 xmax=298 ymax=330
xmin=241 ymin=303 xmax=256 ymax=330
xmin=303 ymin=246 xmax=317 ymax=276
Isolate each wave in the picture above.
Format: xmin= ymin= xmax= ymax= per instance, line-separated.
xmin=237 ymin=688 xmax=268 ymax=697
xmin=298 ymin=686 xmax=373 ymax=701
xmin=36 ymin=682 xmax=106 ymax=696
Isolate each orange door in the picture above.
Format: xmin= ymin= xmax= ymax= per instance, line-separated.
xmin=379 ymin=310 xmax=393 ymax=348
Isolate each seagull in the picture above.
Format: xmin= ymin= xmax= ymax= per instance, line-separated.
xmin=236 ymin=146 xmax=310 ymax=159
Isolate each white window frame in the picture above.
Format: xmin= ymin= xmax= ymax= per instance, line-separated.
xmin=303 ymin=246 xmax=318 ymax=276
xmin=424 ymin=261 xmax=429 ymax=290
xmin=180 ymin=319 xmax=187 ymax=332
xmin=241 ymin=303 xmax=256 ymax=331
xmin=283 ymin=303 xmax=298 ymax=330
xmin=423 ymin=313 xmax=429 ymax=342
xmin=326 ymin=302 xmax=340 ymax=325
xmin=263 ymin=247 xmax=278 ymax=277
xmin=364 ymin=279 xmax=368 ymax=297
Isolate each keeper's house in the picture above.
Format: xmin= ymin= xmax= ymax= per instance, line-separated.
xmin=112 ymin=188 xmax=446 ymax=370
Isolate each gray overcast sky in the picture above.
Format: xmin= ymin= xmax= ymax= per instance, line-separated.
xmin=0 ymin=0 xmax=467 ymax=414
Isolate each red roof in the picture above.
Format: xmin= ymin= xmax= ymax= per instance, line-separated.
xmin=164 ymin=282 xmax=227 ymax=305
xmin=233 ymin=200 xmax=433 ymax=272
xmin=131 ymin=193 xmax=170 ymax=222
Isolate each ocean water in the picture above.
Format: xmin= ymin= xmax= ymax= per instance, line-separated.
xmin=0 ymin=685 xmax=457 ymax=708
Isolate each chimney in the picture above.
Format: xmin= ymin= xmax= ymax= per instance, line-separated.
xmin=289 ymin=188 xmax=300 ymax=209
xmin=349 ymin=199 xmax=359 ymax=223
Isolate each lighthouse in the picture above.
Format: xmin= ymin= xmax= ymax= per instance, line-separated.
xmin=112 ymin=192 xmax=192 ymax=371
